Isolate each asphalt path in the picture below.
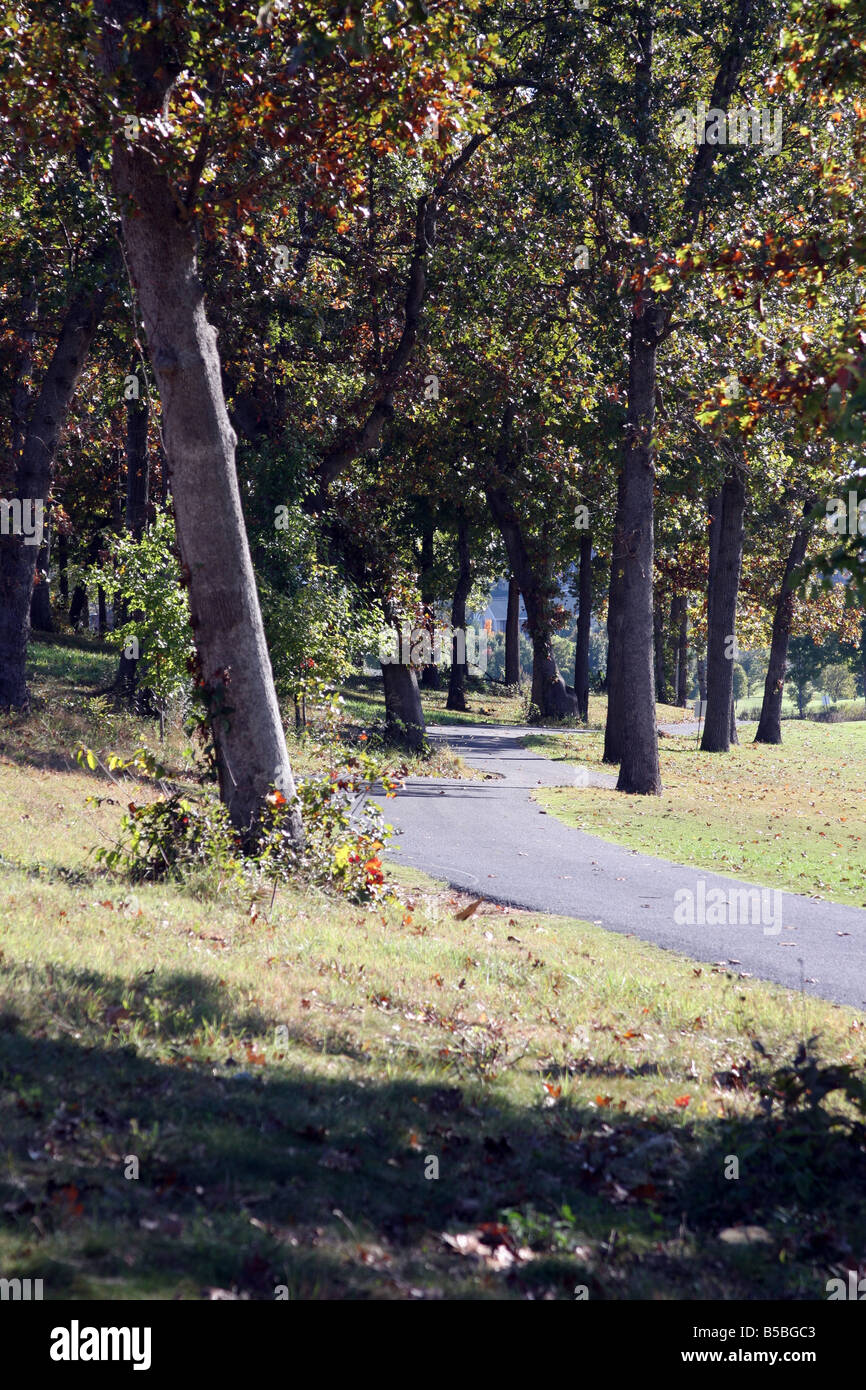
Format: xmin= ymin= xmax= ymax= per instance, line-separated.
xmin=372 ymin=723 xmax=866 ymax=1011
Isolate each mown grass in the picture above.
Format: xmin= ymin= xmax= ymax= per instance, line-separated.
xmin=1 ymin=650 xmax=865 ymax=1300
xmin=527 ymin=721 xmax=866 ymax=908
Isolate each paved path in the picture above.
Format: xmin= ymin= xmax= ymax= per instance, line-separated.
xmin=372 ymin=724 xmax=866 ymax=1011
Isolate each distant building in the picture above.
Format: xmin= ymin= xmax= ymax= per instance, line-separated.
xmin=470 ymin=576 xmax=577 ymax=633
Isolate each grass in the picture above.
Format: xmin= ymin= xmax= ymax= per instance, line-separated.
xmin=343 ymin=672 xmax=695 ymax=733
xmin=1 ymin=646 xmax=866 ymax=1300
xmin=526 ymin=721 xmax=866 ymax=908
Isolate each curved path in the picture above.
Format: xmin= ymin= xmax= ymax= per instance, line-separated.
xmin=373 ymin=724 xmax=866 ymax=1011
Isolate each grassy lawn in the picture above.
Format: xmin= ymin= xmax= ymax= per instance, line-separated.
xmin=1 ymin=649 xmax=865 ymax=1299
xmin=527 ymin=721 xmax=866 ymax=908
xmin=0 ymin=642 xmax=470 ymax=788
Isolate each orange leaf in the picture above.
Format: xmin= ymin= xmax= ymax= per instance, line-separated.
xmin=674 ymin=1095 xmax=691 ymax=1108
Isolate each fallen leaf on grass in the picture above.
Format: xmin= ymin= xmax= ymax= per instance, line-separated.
xmin=441 ymin=1226 xmax=534 ymax=1270
xmin=454 ymin=898 xmax=483 ymax=921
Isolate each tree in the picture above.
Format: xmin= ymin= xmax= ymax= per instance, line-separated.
xmin=0 ymin=239 xmax=118 ymax=708
xmin=702 ymin=457 xmax=746 ymax=752
xmin=821 ymin=662 xmax=856 ymax=704
xmin=2 ymin=0 xmax=484 ymax=835
xmin=754 ymin=511 xmax=812 ymax=743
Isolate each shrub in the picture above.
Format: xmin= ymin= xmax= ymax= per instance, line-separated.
xmin=87 ymin=508 xmax=195 ymax=727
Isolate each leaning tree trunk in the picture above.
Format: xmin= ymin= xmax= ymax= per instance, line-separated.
xmin=110 ymin=142 xmax=301 ymax=841
xmin=446 ymin=519 xmax=471 ymax=712
xmin=486 ymin=480 xmax=578 ymax=720
xmin=505 ymin=575 xmax=521 ymax=686
xmin=574 ymin=532 xmax=592 ymax=722
xmin=0 ymin=250 xmax=115 ymax=709
xmin=616 ymin=303 xmax=662 ymax=793
xmin=755 ymin=514 xmax=811 ymax=744
xmin=701 ymin=463 xmax=746 ymax=752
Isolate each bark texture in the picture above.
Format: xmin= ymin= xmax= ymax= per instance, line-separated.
xmin=109 ymin=142 xmax=300 ymax=839
xmin=675 ymin=595 xmax=688 ymax=706
xmin=754 ymin=514 xmax=811 ymax=744
xmin=446 ymin=519 xmax=471 ymax=712
xmin=573 ymin=533 xmax=592 ymax=722
xmin=603 ymin=471 xmax=627 ymax=763
xmin=701 ymin=464 xmax=746 ymax=752
xmin=505 ymin=575 xmax=521 ymax=686
xmin=616 ymin=301 xmax=662 ymax=793
xmin=418 ymin=512 xmax=440 ymax=690
xmin=381 ymin=656 xmax=426 ymax=750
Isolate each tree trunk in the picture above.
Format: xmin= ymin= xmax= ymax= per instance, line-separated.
xmin=729 ymin=688 xmax=738 ymax=744
xmin=701 ymin=463 xmax=746 ymax=752
xmin=697 ymin=653 xmax=707 ymax=701
xmin=616 ymin=303 xmax=662 ymax=793
xmin=675 ymin=596 xmax=688 ymax=706
xmin=446 ymin=519 xmax=472 ymax=711
xmin=69 ymin=583 xmax=88 ymax=629
xmin=419 ymin=512 xmax=440 ymax=690
xmin=755 ymin=516 xmax=811 ymax=744
xmin=505 ymin=575 xmax=521 ymax=686
xmin=381 ymin=654 xmax=426 ymax=750
xmin=486 ymin=478 xmax=578 ymax=720
xmin=574 ymin=532 xmax=592 ymax=722
xmin=603 ymin=473 xmax=626 ymax=762
xmin=0 ymin=249 xmax=115 ymax=709
xmin=30 ymin=539 xmax=53 ymax=632
xmin=5 ymin=281 xmax=37 ymax=494
xmin=110 ymin=141 xmax=301 ymax=842
xmin=653 ymin=594 xmax=666 ymax=704
xmin=98 ymin=583 xmax=108 ymax=636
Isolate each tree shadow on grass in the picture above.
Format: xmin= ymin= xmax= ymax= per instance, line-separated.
xmin=0 ymin=965 xmax=864 ymax=1301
